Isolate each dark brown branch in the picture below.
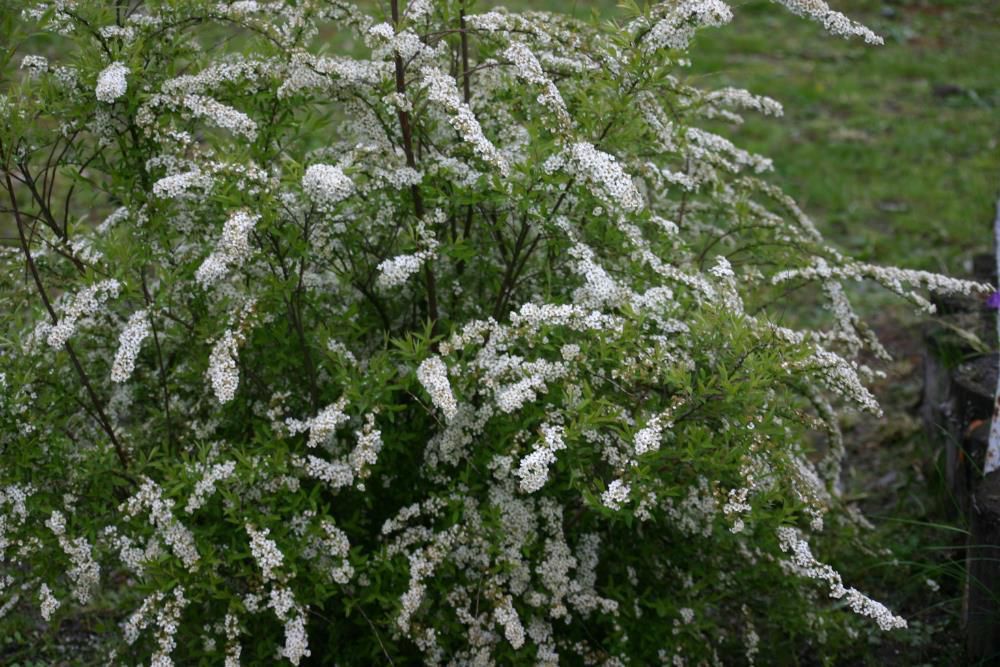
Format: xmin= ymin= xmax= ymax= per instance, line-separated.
xmin=459 ymin=8 xmax=472 ymax=104
xmin=392 ymin=0 xmax=438 ymax=334
xmin=4 ymin=168 xmax=131 ymax=472
xmin=141 ymin=270 xmax=174 ymax=450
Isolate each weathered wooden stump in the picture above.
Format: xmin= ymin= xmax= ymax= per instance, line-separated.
xmin=920 ymin=253 xmax=1000 ymax=663
xmin=968 ymin=449 xmax=1000 ymax=663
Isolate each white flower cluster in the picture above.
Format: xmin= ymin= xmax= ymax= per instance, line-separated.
xmin=45 ymin=511 xmax=100 ymax=604
xmin=564 ymin=142 xmax=643 ymax=212
xmin=44 ymin=279 xmax=121 ymax=349
xmin=703 ymin=87 xmax=783 ymax=118
xmin=0 ymin=486 xmax=33 ymax=568
xmin=103 ymin=526 xmax=151 ymax=575
xmin=503 ymin=42 xmax=570 ymax=129
xmin=685 ymin=126 xmax=773 ymax=173
xmin=662 ymin=478 xmax=718 ymax=536
xmin=777 ymin=527 xmax=906 ymax=631
xmin=601 ymin=479 xmax=631 ymax=511
xmin=494 ymin=359 xmax=569 ymax=414
xmin=111 ymin=309 xmax=151 ymax=382
xmin=152 ymin=169 xmax=214 ymax=200
xmin=123 ymin=587 xmax=189 ymax=667
xmin=799 ymin=347 xmax=881 ymax=416
xmin=302 ymin=163 xmax=354 ymax=207
xmin=95 ymin=61 xmax=128 ymax=102
xmin=185 ymin=460 xmax=237 ymax=513
xmin=494 ymin=594 xmax=526 ymax=649
xmin=181 ymin=95 xmax=258 ymax=139
xmin=417 ymin=356 xmax=458 ymax=420
xmin=121 ymin=478 xmax=200 ymax=570
xmin=515 ymin=423 xmax=566 ymax=493
xmin=349 ymin=413 xmax=383 ymax=484
xmin=377 ymin=251 xmax=428 ymax=289
xmin=772 ymin=257 xmax=990 ymax=314
xmin=286 ymin=396 xmax=350 ymax=448
xmin=223 ymin=613 xmax=242 ymax=667
xmin=420 ymin=66 xmax=510 ymax=176
xmin=568 ymin=242 xmax=626 ymax=308
xmin=304 ymin=519 xmax=354 ymax=584
xmin=38 ymin=583 xmax=59 ymax=621
xmin=151 ymin=587 xmax=188 ymax=667
xmin=246 ymin=524 xmax=284 ymax=582
xmin=395 ymin=528 xmax=459 ymax=635
xmin=405 ymin=0 xmax=432 ymax=21
xmin=245 ymin=525 xmax=311 ymax=665
xmin=376 ymin=211 xmax=442 ymax=289
xmin=639 ymin=0 xmax=733 ymax=52
xmin=633 ymin=408 xmax=675 ymax=455
xmin=124 ymin=591 xmax=162 ymax=644
xmin=20 ymin=54 xmax=48 ymax=78
xmin=196 ymin=211 xmax=259 ymax=288
xmin=207 ymin=324 xmax=248 ymax=405
xmin=275 ymin=604 xmax=310 ymax=666
xmin=292 ymin=454 xmax=354 ymax=489
xmin=773 ymin=0 xmax=883 ymax=44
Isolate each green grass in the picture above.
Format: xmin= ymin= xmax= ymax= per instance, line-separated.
xmin=686 ymin=0 xmax=999 ymax=274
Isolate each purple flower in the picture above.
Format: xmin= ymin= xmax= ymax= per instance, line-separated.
xmin=986 ymin=291 xmax=1000 ymax=309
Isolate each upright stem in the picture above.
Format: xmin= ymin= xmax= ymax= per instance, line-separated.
xmin=4 ymin=169 xmax=131 ymax=472
xmin=391 ymin=0 xmax=439 ymax=334
xmin=454 ymin=6 xmax=474 ymax=281
xmin=140 ymin=270 xmax=174 ymax=450
xmin=460 ymin=8 xmax=472 ymax=104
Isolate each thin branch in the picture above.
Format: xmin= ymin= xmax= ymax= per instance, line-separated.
xmin=4 ymin=168 xmax=132 ymax=472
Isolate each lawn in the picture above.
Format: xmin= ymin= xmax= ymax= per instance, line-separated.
xmin=687 ymin=0 xmax=999 ymax=274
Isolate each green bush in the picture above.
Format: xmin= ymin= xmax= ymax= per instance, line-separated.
xmin=0 ymin=0 xmax=987 ymax=664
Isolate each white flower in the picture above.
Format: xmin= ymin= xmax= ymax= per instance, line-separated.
xmin=20 ymin=55 xmax=48 ymax=78
xmin=772 ymin=0 xmax=883 ymax=44
xmin=207 ymin=329 xmax=242 ymax=404
xmin=639 ymin=0 xmax=733 ymax=52
xmin=516 ymin=424 xmax=566 ymax=493
xmin=46 ymin=511 xmax=101 ymax=604
xmin=420 ymin=66 xmax=509 ymax=176
xmin=302 ymin=164 xmax=354 ymax=206
xmin=286 ymin=397 xmax=350 ymax=448
xmin=111 ymin=310 xmax=151 ymax=382
xmin=121 ymin=478 xmax=200 ymax=570
xmin=376 ymin=253 xmax=425 ymax=289
xmin=601 ymin=479 xmax=631 ymax=510
xmin=185 ymin=460 xmax=237 ymax=513
xmin=417 ymin=356 xmax=458 ymax=419
xmin=45 ymin=280 xmax=121 ymax=349
xmin=38 ymin=583 xmax=59 ymax=621
xmin=182 ymin=94 xmax=257 ymax=139
xmin=246 ymin=524 xmax=284 ymax=582
xmin=196 ymin=211 xmax=259 ymax=288
xmin=565 ymin=142 xmax=643 ymax=212
xmin=777 ymin=527 xmax=906 ymax=631
xmin=494 ymin=595 xmax=525 ymax=649
xmin=96 ymin=62 xmax=128 ymax=102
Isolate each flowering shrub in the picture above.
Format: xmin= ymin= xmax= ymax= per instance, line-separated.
xmin=0 ymin=0 xmax=989 ymax=664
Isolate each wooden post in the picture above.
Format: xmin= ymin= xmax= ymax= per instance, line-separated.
xmin=920 ymin=199 xmax=1000 ymax=661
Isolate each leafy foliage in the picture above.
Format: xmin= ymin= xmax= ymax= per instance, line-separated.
xmin=0 ymin=0 xmax=988 ymax=664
